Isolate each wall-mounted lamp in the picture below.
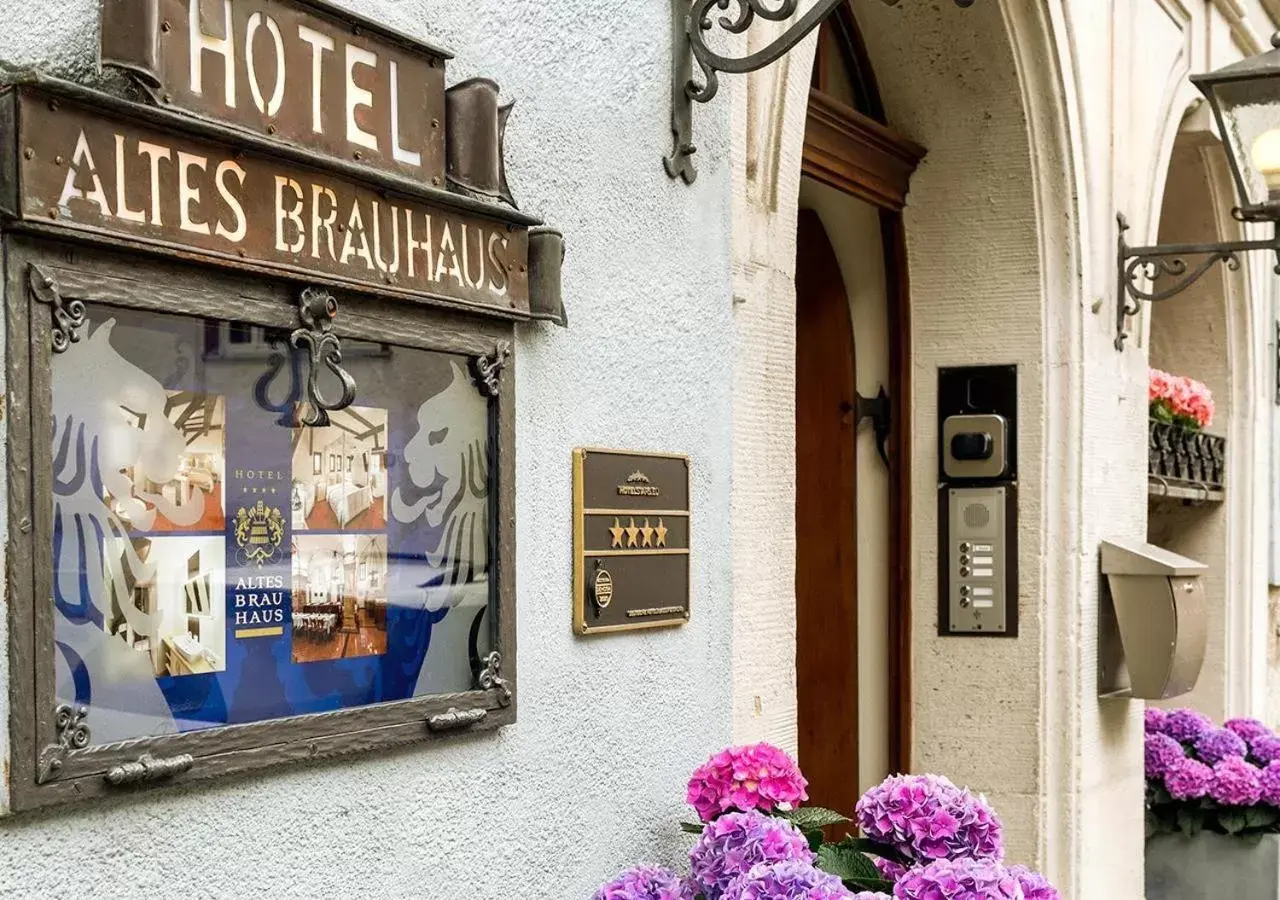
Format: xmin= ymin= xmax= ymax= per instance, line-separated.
xmin=664 ymin=0 xmax=976 ymax=184
xmin=1116 ymin=34 xmax=1280 ymax=350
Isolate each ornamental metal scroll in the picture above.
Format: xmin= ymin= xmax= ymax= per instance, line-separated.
xmin=666 ymin=0 xmax=976 ymax=182
xmin=28 ymin=264 xmax=87 ymax=354
xmin=36 ymin=704 xmax=90 ymax=784
xmin=1115 ymin=213 xmax=1280 ymax=351
xmin=291 ymin=287 xmax=357 ymax=427
xmin=478 ymin=651 xmax=513 ymax=707
xmin=471 ymin=341 xmax=511 ymax=398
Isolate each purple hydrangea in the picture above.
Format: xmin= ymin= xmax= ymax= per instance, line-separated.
xmin=1260 ymin=761 xmax=1280 ymax=807
xmin=594 ymin=865 xmax=692 ymax=900
xmin=1211 ymin=757 xmax=1263 ymax=807
xmin=850 ymin=895 xmax=893 ymax=900
xmin=689 ymin=811 xmax=813 ymax=900
xmin=1225 ymin=718 xmax=1273 ymax=743
xmin=1251 ymin=735 xmax=1280 ymax=765
xmin=1145 ymin=733 xmax=1186 ymax=779
xmin=856 ymin=774 xmax=1003 ymax=865
xmin=1145 ymin=707 xmax=1168 ymax=735
xmin=1007 ymin=865 xmax=1060 ymax=900
xmin=874 ymin=858 xmax=909 ymax=883
xmin=721 ymin=860 xmax=854 ymax=900
xmin=1164 ymin=758 xmax=1214 ymax=800
xmin=1194 ymin=728 xmax=1248 ymax=765
xmin=893 ymin=858 xmax=1024 ymax=900
xmin=1163 ymin=709 xmax=1213 ymax=743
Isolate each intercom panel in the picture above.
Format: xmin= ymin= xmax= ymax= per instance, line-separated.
xmin=939 ymin=486 xmax=1018 ymax=636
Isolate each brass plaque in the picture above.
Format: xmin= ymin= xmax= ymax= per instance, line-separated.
xmin=573 ymin=448 xmax=690 ymax=635
xmin=14 ymin=88 xmax=528 ymax=316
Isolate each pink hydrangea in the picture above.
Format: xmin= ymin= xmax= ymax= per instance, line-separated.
xmin=893 ymin=858 xmax=1024 ymax=900
xmin=1164 ymin=757 xmax=1213 ymax=800
xmin=687 ymin=744 xmax=809 ymax=823
xmin=1251 ymin=735 xmax=1280 ymax=765
xmin=1225 ymin=718 xmax=1272 ymax=743
xmin=689 ymin=811 xmax=814 ymax=900
xmin=1145 ymin=707 xmax=1168 ymax=735
xmin=1194 ymin=728 xmax=1248 ymax=765
xmin=1145 ymin=732 xmax=1186 ymax=779
xmin=1260 ymin=761 xmax=1280 ymax=807
xmin=1210 ymin=757 xmax=1263 ymax=807
xmin=594 ymin=865 xmax=693 ymax=900
xmin=721 ymin=860 xmax=855 ymax=899
xmin=1007 ymin=866 xmax=1060 ymax=900
xmin=856 ymin=774 xmax=1003 ymax=865
xmin=1163 ymin=709 xmax=1212 ymax=743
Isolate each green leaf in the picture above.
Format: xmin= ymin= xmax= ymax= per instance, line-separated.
xmin=782 ymin=806 xmax=852 ymax=830
xmin=804 ymin=829 xmax=824 ymax=853
xmin=680 ymin=822 xmax=705 ymax=835
xmin=1177 ymin=808 xmax=1204 ymax=838
xmin=816 ymin=843 xmax=882 ymax=882
xmin=1219 ymin=809 xmax=1248 ymax=836
xmin=1245 ymin=807 xmax=1280 ymax=831
xmin=841 ymin=837 xmax=912 ymax=867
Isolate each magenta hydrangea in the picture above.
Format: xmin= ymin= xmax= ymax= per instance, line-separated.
xmin=687 ymin=744 xmax=810 ymax=823
xmin=594 ymin=865 xmax=692 ymax=900
xmin=1145 ymin=733 xmax=1185 ymax=779
xmin=1144 ymin=707 xmax=1168 ymax=735
xmin=893 ymin=858 xmax=1024 ymax=900
xmin=721 ymin=860 xmax=854 ymax=900
xmin=1163 ymin=709 xmax=1213 ymax=743
xmin=689 ymin=811 xmax=814 ymax=900
xmin=856 ymin=773 xmax=1003 ymax=865
xmin=1210 ymin=757 xmax=1263 ymax=807
xmin=1225 ymin=717 xmax=1272 ymax=743
xmin=1259 ymin=761 xmax=1280 ymax=807
xmin=1007 ymin=865 xmax=1060 ymax=900
xmin=849 ymin=895 xmax=893 ymax=900
xmin=1251 ymin=735 xmax=1280 ymax=765
xmin=1164 ymin=757 xmax=1213 ymax=800
xmin=1193 ymin=727 xmax=1248 ymax=765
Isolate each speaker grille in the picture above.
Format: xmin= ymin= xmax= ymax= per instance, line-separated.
xmin=963 ymin=503 xmax=991 ymax=529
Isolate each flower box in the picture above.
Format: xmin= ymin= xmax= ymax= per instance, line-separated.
xmin=1146 ymin=832 xmax=1280 ymax=900
xmin=1148 ymin=419 xmax=1226 ymax=495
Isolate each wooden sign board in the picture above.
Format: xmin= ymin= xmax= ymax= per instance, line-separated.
xmin=100 ymin=0 xmax=448 ymax=184
xmin=573 ymin=448 xmax=690 ymax=635
xmin=9 ymin=86 xmax=528 ymax=316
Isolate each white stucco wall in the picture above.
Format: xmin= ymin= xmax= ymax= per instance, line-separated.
xmin=0 ymin=1 xmax=737 ymax=896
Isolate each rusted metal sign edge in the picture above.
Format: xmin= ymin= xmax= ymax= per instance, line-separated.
xmin=5 ymin=74 xmax=540 ymax=229
xmin=256 ymin=0 xmax=453 ymax=59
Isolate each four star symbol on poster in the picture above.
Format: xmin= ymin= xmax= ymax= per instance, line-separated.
xmin=609 ymin=516 xmax=670 ymax=549
xmin=246 ymin=486 xmax=280 ymax=495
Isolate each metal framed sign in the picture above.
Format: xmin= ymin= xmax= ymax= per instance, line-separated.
xmin=572 ymin=448 xmax=691 ymax=635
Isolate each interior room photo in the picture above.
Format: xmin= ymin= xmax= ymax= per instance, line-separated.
xmin=109 ymin=392 xmax=226 ymax=533
xmin=291 ymin=405 xmax=388 ymax=531
xmin=102 ymin=534 xmax=227 ymax=677
xmin=291 ymin=534 xmax=389 ymax=663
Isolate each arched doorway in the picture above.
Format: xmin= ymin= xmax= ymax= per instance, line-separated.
xmin=794 ymin=9 xmax=922 ymax=812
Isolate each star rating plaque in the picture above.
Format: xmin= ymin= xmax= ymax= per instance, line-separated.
xmin=573 ymin=448 xmax=691 ymax=635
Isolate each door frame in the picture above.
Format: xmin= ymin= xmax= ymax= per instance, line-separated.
xmin=800 ymin=4 xmax=923 ymax=773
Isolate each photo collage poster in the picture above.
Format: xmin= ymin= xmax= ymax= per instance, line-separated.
xmin=50 ymin=304 xmax=493 ymax=744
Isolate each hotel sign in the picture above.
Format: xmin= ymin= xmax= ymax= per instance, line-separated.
xmin=572 ymin=449 xmax=691 ymax=635
xmin=10 ymin=89 xmax=528 ymax=315
xmin=100 ymin=0 xmax=448 ymax=183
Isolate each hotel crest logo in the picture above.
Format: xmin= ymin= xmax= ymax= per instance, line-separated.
xmin=234 ymin=500 xmax=285 ymax=567
xmin=617 ymin=470 xmax=661 ymax=498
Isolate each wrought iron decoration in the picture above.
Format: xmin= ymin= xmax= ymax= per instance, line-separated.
xmin=28 ymin=264 xmax=87 ymax=353
xmin=36 ymin=704 xmax=90 ymax=783
xmin=1115 ymin=213 xmax=1280 ymax=351
xmin=666 ymin=0 xmax=976 ymax=182
xmin=291 ymin=286 xmax=357 ymax=426
xmin=471 ymin=341 xmax=512 ymax=397
xmin=478 ymin=651 xmax=513 ymax=707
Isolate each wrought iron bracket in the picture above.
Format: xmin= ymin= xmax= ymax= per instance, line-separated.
xmin=291 ymin=286 xmax=357 ymax=426
xmin=847 ymin=386 xmax=891 ymax=468
xmin=471 ymin=341 xmax=511 ymax=398
xmin=1115 ymin=212 xmax=1280 ymax=351
xmin=666 ymin=0 xmax=974 ymax=182
xmin=28 ymin=264 xmax=87 ymax=353
xmin=105 ymin=753 xmax=195 ymax=787
xmin=478 ymin=651 xmax=513 ymax=708
xmin=36 ymin=704 xmax=90 ymax=784
xmin=427 ymin=707 xmax=489 ymax=732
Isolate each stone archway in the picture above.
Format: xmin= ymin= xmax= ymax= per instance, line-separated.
xmin=728 ymin=0 xmax=1105 ymax=895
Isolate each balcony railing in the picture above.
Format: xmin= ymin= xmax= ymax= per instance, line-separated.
xmin=1148 ymin=420 xmax=1225 ymax=502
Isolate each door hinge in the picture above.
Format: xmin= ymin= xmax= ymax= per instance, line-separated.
xmin=847 ymin=387 xmax=891 ymax=468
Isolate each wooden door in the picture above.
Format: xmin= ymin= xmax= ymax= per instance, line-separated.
xmin=795 ymin=209 xmax=860 ymax=821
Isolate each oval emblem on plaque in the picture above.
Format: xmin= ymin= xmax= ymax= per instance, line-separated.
xmin=593 ymin=568 xmax=614 ymax=609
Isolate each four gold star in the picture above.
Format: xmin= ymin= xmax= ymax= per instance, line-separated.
xmin=640 ymin=519 xmax=655 ymax=547
xmin=655 ymin=518 xmax=668 ymax=547
xmin=624 ymin=517 xmax=641 ymax=547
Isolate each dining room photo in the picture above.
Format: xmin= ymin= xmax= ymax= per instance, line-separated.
xmin=290 ymin=405 xmax=389 ymax=532
xmin=290 ymin=534 xmax=390 ymax=664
